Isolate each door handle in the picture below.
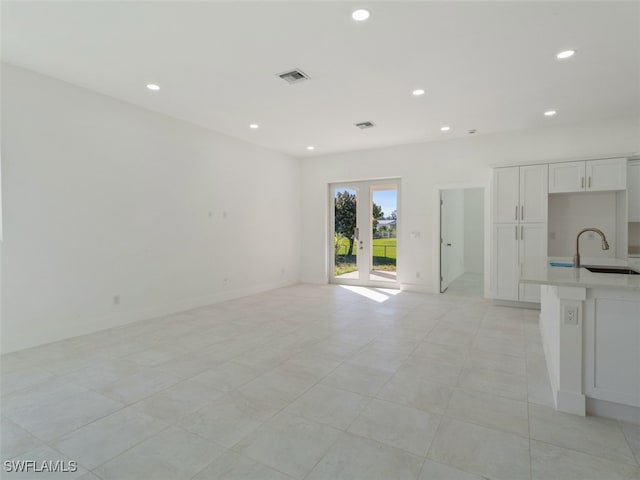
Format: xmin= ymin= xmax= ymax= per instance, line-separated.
xmin=588 ymin=176 xmax=592 ymax=188
xmin=581 ymin=177 xmax=584 ymax=189
xmin=521 ymin=206 xmax=524 ymax=221
xmin=515 ymin=206 xmax=518 ymax=220
xmin=521 ymin=225 xmax=523 ymax=240
xmin=515 ymin=225 xmax=518 ymax=240
xmin=446 ymin=243 xmax=452 ymax=246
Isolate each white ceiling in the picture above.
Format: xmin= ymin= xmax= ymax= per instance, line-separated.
xmin=3 ymin=1 xmax=639 ymax=157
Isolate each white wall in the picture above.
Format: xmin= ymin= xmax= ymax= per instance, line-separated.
xmin=1 ymin=64 xmax=301 ymax=353
xmin=300 ymin=116 xmax=640 ymax=292
xmin=464 ymin=188 xmax=484 ymax=274
xmin=548 ymin=192 xmax=619 ymax=258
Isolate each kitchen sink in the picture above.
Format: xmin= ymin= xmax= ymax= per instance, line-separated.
xmin=584 ymin=265 xmax=640 ymax=275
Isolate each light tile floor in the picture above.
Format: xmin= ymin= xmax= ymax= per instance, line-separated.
xmin=443 ymin=272 xmax=484 ymax=298
xmin=1 ymin=284 xmax=639 ymax=479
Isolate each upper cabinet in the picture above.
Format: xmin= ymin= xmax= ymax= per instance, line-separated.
xmin=627 ymin=160 xmax=640 ymax=222
xmin=492 ymin=167 xmax=520 ymax=223
xmin=549 ymin=158 xmax=627 ymax=194
xmin=519 ymin=164 xmax=549 ymax=223
xmin=493 ymin=164 xmax=548 ymax=224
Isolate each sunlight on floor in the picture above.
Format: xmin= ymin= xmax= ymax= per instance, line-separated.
xmin=339 ymin=285 xmax=399 ymax=303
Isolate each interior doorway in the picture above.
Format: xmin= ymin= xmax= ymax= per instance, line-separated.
xmin=440 ymin=187 xmax=485 ymax=296
xmin=330 ymin=180 xmax=399 ymax=287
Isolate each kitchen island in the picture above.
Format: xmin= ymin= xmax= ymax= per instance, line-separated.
xmin=520 ymin=257 xmax=640 ymax=421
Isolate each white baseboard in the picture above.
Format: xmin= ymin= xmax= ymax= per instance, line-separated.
xmin=2 ymin=278 xmax=298 ymax=354
xmin=587 ymin=397 xmax=640 ymax=424
xmin=557 ymin=390 xmax=586 ymax=416
xmin=492 ymin=299 xmax=540 ymax=310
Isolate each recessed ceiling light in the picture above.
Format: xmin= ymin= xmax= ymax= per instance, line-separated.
xmin=440 ymin=126 xmax=450 ymax=132
xmin=412 ymin=89 xmax=425 ymax=96
xmin=146 ymin=84 xmax=160 ymax=91
xmin=307 ymin=146 xmax=315 ymax=151
xmin=556 ymin=49 xmax=576 ymax=60
xmin=544 ymin=110 xmax=557 ymax=116
xmin=249 ymin=124 xmax=259 ymax=129
xmin=352 ymin=9 xmax=370 ymax=21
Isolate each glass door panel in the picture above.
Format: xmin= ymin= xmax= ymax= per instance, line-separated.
xmin=370 ymin=186 xmax=398 ymax=283
xmin=333 ymin=186 xmax=360 ymax=281
xmin=331 ymin=180 xmax=399 ymax=287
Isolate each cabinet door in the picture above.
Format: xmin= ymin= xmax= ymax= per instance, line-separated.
xmin=627 ymin=160 xmax=640 ymax=221
xmin=519 ymin=164 xmax=548 ymax=223
xmin=518 ymin=223 xmax=547 ymax=303
xmin=586 ymin=158 xmax=627 ymax=192
xmin=492 ymin=224 xmax=519 ymax=300
xmin=492 ymin=167 xmax=519 ymax=223
xmin=549 ymin=161 xmax=585 ymax=193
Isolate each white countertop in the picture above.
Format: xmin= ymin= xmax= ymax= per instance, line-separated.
xmin=520 ymin=257 xmax=640 ymax=290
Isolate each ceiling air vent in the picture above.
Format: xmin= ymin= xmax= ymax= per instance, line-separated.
xmin=355 ymin=121 xmax=375 ymax=129
xmin=277 ymin=69 xmax=310 ymax=84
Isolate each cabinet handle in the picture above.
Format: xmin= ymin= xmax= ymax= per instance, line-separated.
xmin=521 ymin=206 xmax=524 ymax=221
xmin=515 ymin=225 xmax=518 ymax=240
xmin=521 ymin=225 xmax=524 ymax=240
xmin=588 ymin=176 xmax=592 ymax=188
xmin=581 ymin=177 xmax=585 ymax=189
xmin=515 ymin=206 xmax=518 ymax=220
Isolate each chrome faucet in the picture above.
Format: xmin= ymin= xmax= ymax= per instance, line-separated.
xmin=574 ymin=228 xmax=610 ymax=268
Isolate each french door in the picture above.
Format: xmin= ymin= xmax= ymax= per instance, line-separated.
xmin=329 ymin=180 xmax=399 ymax=287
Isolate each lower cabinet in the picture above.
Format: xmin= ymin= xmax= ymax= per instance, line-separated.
xmin=584 ymin=293 xmax=640 ymax=407
xmin=492 ymin=222 xmax=546 ymax=302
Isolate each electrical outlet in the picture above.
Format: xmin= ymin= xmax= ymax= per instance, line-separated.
xmin=113 ymin=294 xmax=120 ymax=306
xmin=563 ymin=305 xmax=578 ymax=325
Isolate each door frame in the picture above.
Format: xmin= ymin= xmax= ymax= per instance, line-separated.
xmin=434 ymin=182 xmax=490 ymax=297
xmin=328 ymin=178 xmax=401 ymax=288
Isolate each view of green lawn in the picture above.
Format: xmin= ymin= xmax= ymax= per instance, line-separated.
xmin=334 ymin=237 xmax=397 ymax=275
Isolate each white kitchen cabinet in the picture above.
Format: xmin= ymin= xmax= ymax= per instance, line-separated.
xmin=586 ymin=158 xmax=627 ymax=192
xmin=519 ymin=164 xmax=548 ymax=223
xmin=518 ymin=223 xmax=546 ymax=302
xmin=492 ymin=164 xmax=547 ymax=302
xmin=628 ymin=160 xmax=640 ymax=222
xmin=492 ymin=167 xmax=519 ymax=223
xmin=549 ymin=158 xmax=627 ymax=194
xmin=492 ymin=224 xmax=520 ymax=300
xmin=492 ymin=222 xmax=546 ymax=302
xmin=493 ymin=164 xmax=547 ymax=223
xmin=549 ymin=161 xmax=586 ymax=193
xmin=584 ymin=295 xmax=640 ymax=408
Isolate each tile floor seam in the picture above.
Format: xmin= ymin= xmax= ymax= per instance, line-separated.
xmin=618 ymin=419 xmax=640 ymax=466
xmin=529 ymin=437 xmax=640 ymax=469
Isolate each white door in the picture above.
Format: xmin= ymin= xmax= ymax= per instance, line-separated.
xmin=492 ymin=167 xmax=519 ymax=223
xmin=549 ymin=161 xmax=586 ymax=193
xmin=330 ymin=180 xmax=399 ymax=287
xmin=518 ymin=223 xmax=547 ymax=302
xmin=586 ymin=158 xmax=627 ymax=192
xmin=440 ymin=190 xmax=465 ymax=292
xmin=492 ymin=223 xmax=519 ymax=300
xmin=519 ymin=164 xmax=548 ymax=223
